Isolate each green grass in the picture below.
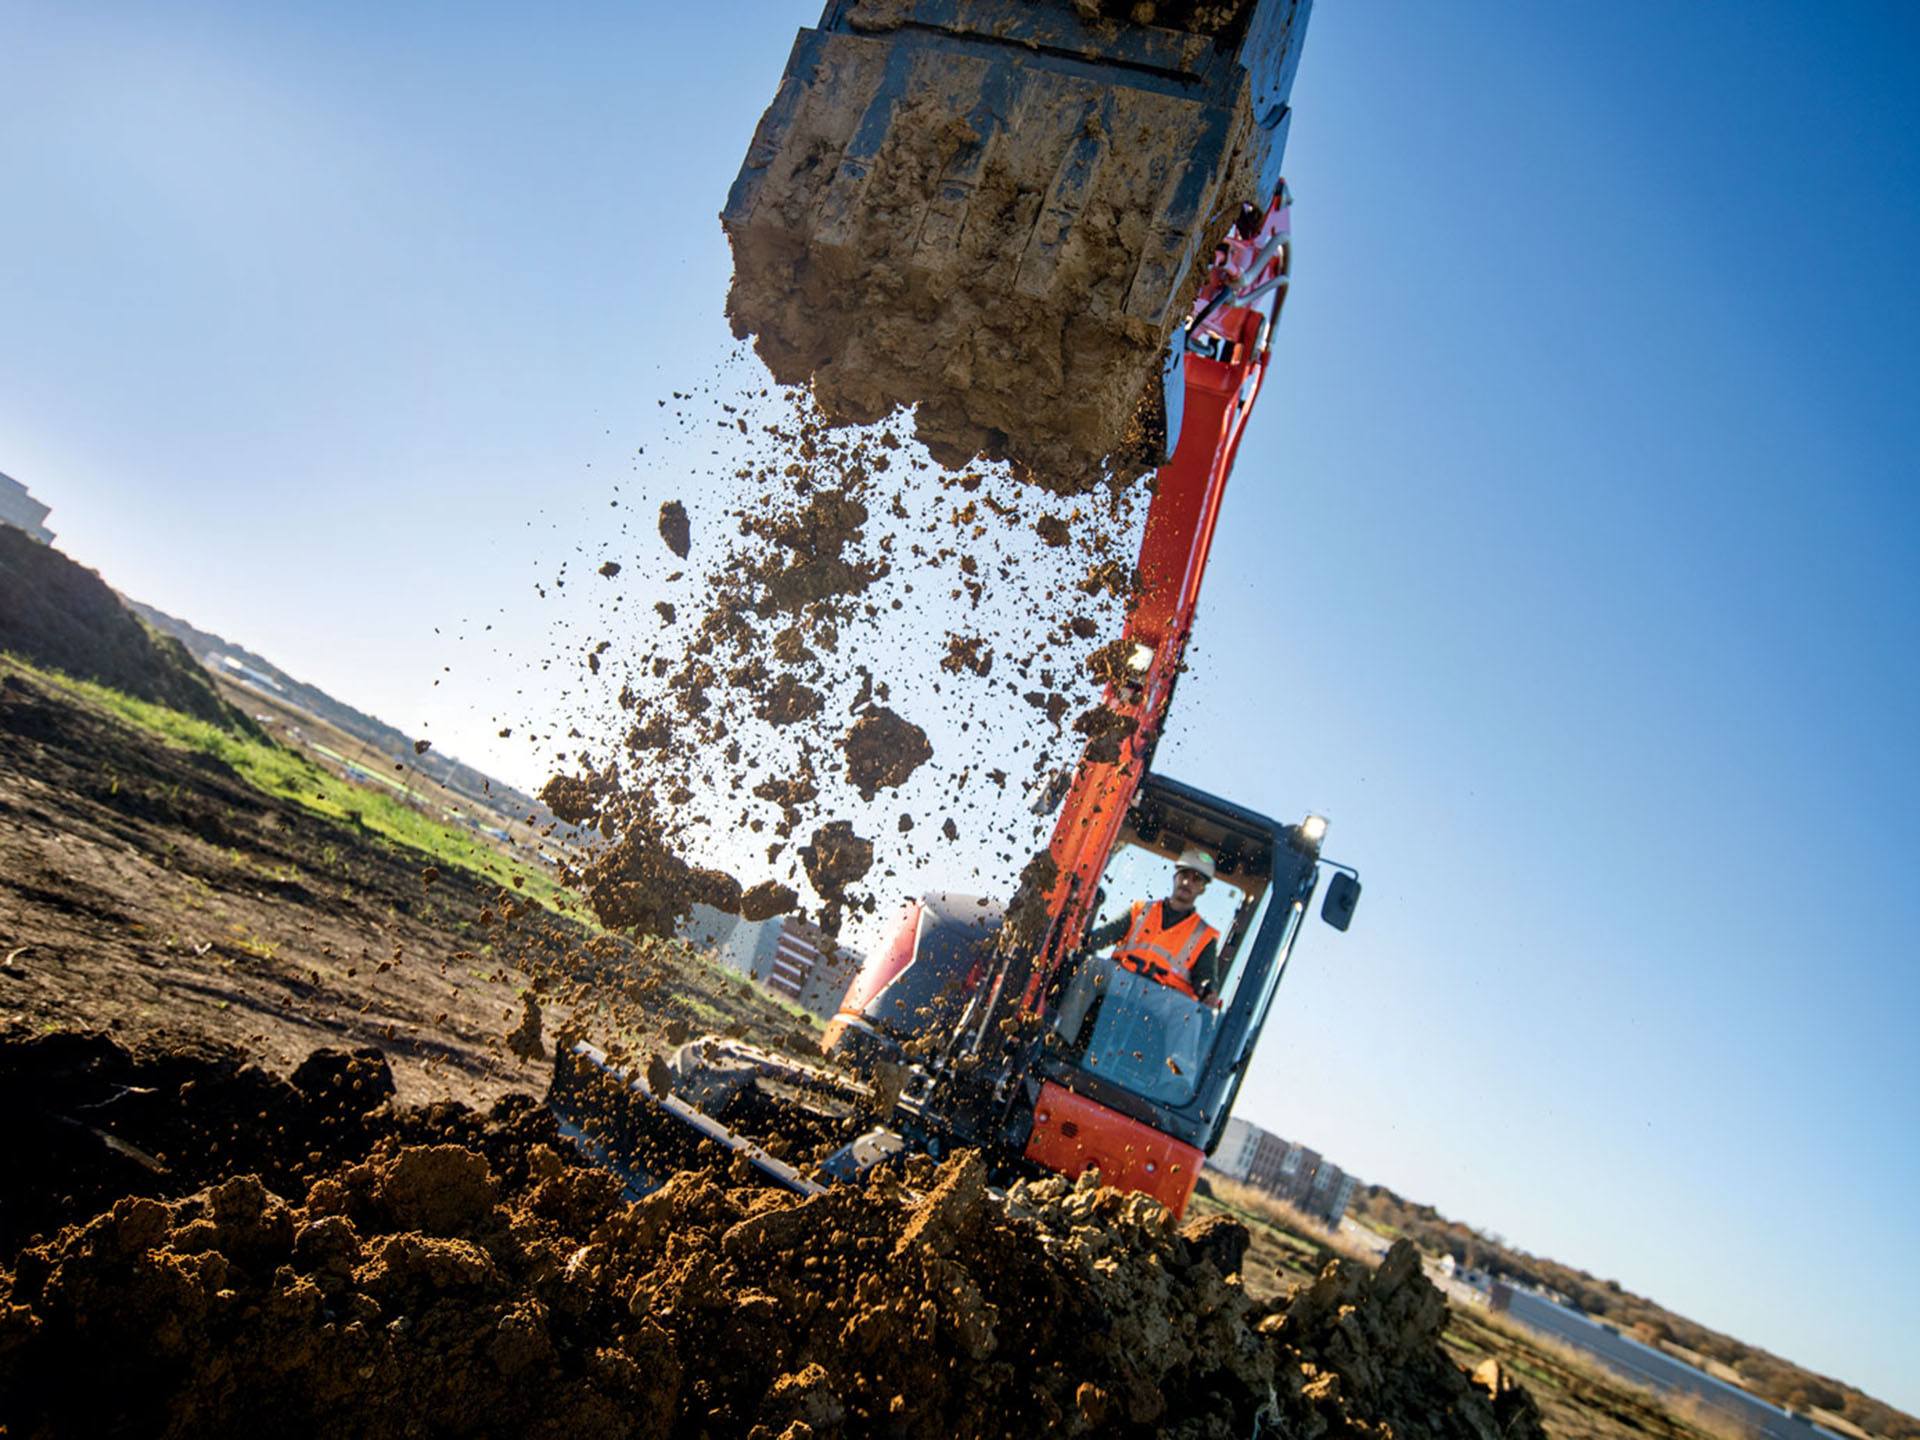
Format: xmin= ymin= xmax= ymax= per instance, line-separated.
xmin=304 ymin=740 xmax=414 ymax=794
xmin=5 ymin=654 xmax=568 ymax=912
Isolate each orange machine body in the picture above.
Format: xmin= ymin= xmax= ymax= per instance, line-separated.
xmin=1022 ymin=1079 xmax=1206 ymax=1218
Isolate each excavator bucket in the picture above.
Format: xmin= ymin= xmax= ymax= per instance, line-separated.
xmin=723 ymin=0 xmax=1311 ymax=490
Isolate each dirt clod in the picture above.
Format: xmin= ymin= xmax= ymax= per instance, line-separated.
xmin=799 ymin=822 xmax=874 ymax=935
xmin=658 ymin=499 xmax=691 ymax=558
xmin=507 ymin=994 xmax=547 ymax=1062
xmin=740 ymin=881 xmax=799 ymax=923
xmin=839 ymin=706 xmax=933 ymax=801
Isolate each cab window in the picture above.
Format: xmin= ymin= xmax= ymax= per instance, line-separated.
xmin=1050 ymin=835 xmax=1274 ymax=1106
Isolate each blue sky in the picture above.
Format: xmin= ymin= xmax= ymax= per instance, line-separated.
xmin=4 ymin=0 xmax=1916 ymax=1413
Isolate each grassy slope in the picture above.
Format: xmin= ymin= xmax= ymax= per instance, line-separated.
xmin=6 ymin=654 xmax=569 ymax=913
xmin=2 ymin=649 xmax=827 ymax=1058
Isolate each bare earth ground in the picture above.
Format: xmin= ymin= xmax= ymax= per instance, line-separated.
xmin=1 ymin=658 xmax=1561 ymax=1440
xmin=0 ymin=664 xmax=806 ymax=1108
xmin=0 ymin=659 xmax=1772 ymax=1440
xmin=1198 ymin=1183 xmax=1751 ymax=1440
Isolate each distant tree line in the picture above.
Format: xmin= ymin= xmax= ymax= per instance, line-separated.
xmin=1350 ymin=1185 xmax=1917 ymax=1440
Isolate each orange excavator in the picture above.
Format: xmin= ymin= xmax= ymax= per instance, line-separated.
xmin=553 ymin=0 xmax=1358 ymax=1220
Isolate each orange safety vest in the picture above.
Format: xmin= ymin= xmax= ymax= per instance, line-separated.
xmin=1113 ymin=900 xmax=1221 ymax=1000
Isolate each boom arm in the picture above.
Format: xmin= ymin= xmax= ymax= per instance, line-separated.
xmin=1023 ymin=186 xmax=1296 ymax=1007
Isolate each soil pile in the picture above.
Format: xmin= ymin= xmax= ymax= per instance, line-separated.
xmin=722 ymin=0 xmax=1265 ymax=489
xmin=1 ymin=1029 xmax=1545 ymax=1440
xmin=0 ymin=526 xmax=250 ymax=731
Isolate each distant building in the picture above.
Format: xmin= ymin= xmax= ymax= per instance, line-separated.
xmin=1207 ymin=1116 xmax=1358 ymax=1226
xmin=1213 ymin=1115 xmax=1261 ymax=1180
xmin=686 ymin=902 xmax=862 ymax=1023
xmin=0 ymin=473 xmax=54 ymax=545
xmin=211 ymin=653 xmax=286 ymax=694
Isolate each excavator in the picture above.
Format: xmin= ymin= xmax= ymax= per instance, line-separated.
xmin=552 ymin=0 xmax=1358 ymax=1221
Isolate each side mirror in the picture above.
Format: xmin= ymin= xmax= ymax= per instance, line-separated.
xmin=1321 ymin=872 xmax=1361 ymax=932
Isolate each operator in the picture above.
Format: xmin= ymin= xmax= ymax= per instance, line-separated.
xmin=1084 ymin=848 xmax=1223 ymax=1004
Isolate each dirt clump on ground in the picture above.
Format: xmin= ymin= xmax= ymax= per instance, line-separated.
xmin=0 ymin=1028 xmax=1546 ymax=1440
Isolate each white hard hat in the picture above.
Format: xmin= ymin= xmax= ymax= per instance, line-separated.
xmin=1174 ymin=847 xmax=1216 ymax=880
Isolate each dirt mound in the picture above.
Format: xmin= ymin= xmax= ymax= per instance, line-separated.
xmin=2 ymin=1029 xmax=1544 ymax=1440
xmin=0 ymin=1028 xmax=553 ymax=1264
xmin=0 ymin=526 xmax=249 ymax=731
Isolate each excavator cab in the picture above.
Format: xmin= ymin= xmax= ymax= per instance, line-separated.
xmin=1015 ymin=773 xmax=1348 ymax=1213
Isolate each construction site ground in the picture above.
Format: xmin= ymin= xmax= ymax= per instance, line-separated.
xmin=1198 ymin=1179 xmax=1745 ymax=1440
xmin=0 ymin=655 xmax=817 ymax=1107
xmin=0 ymin=643 xmax=1760 ymax=1440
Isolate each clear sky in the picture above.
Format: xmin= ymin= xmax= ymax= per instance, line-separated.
xmin=4 ymin=0 xmax=1917 ymax=1412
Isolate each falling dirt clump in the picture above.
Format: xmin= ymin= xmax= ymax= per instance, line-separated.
xmin=840 ymin=706 xmax=933 ymax=801
xmin=506 ymin=993 xmax=547 ymax=1062
xmin=685 ymin=865 xmax=744 ymax=915
xmin=756 ymin=674 xmax=824 ymax=726
xmin=940 ymin=632 xmax=993 ymax=678
xmin=1035 ymin=514 xmax=1073 ymax=548
xmin=580 ymin=805 xmax=743 ymax=937
xmin=799 ymin=821 xmax=874 ymax=934
xmin=0 ymin=1030 xmax=1547 ymax=1440
xmin=1085 ymin=636 xmax=1138 ymax=689
xmin=742 ymin=487 xmax=885 ymax=613
xmin=1080 ymin=557 xmax=1134 ymax=598
xmin=740 ymin=880 xmax=799 ymax=922
xmin=540 ymin=769 xmax=611 ymax=827
xmin=999 ymin=848 xmax=1061 ymax=954
xmin=1072 ymin=702 xmax=1139 ymax=764
xmin=658 ymin=499 xmax=691 ymax=557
